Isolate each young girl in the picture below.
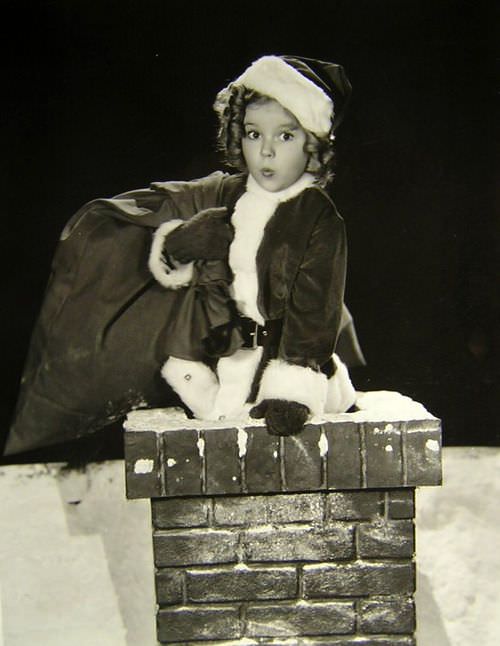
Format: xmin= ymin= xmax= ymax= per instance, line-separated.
xmin=148 ymin=55 xmax=364 ymax=436
xmin=5 ymin=54 xmax=364 ymax=454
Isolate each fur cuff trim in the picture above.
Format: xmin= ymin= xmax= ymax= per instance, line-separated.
xmin=149 ymin=220 xmax=194 ymax=289
xmin=231 ymin=56 xmax=333 ymax=136
xmin=325 ymin=354 xmax=356 ymax=413
xmin=256 ymin=359 xmax=328 ymax=416
xmin=161 ymin=357 xmax=218 ymax=419
xmin=208 ymin=348 xmax=263 ymax=421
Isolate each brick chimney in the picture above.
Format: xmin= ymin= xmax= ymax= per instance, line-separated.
xmin=124 ymin=392 xmax=441 ymax=644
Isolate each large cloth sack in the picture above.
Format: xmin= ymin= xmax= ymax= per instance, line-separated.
xmin=5 ymin=173 xmax=227 ymax=455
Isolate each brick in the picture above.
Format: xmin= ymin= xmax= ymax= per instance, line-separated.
xmin=283 ymin=425 xmax=323 ymax=490
xmin=302 ymin=639 xmax=415 ymax=645
xmin=124 ymin=430 xmax=163 ymax=499
xmin=204 ymin=428 xmax=242 ymax=494
xmin=404 ymin=420 xmax=442 ymax=486
xmin=364 ymin=423 xmax=404 ymax=488
xmin=326 ymin=491 xmax=383 ymax=520
xmin=245 ymin=426 xmax=281 ymax=492
xmin=157 ymin=605 xmax=241 ymax=642
xmin=242 ymin=524 xmax=354 ymax=562
xmin=163 ymin=429 xmax=202 ymax=496
xmin=213 ymin=493 xmax=323 ymax=526
xmin=303 ymin=562 xmax=415 ymax=597
xmin=358 ymin=520 xmax=414 ymax=558
xmin=359 ymin=597 xmax=415 ymax=633
xmin=155 ymin=569 xmax=184 ymax=605
xmin=186 ymin=565 xmax=297 ymax=602
xmin=246 ymin=600 xmax=355 ymax=637
xmin=177 ymin=637 xmax=415 ymax=645
xmin=153 ymin=529 xmax=238 ymax=567
xmin=325 ymin=422 xmax=362 ymax=489
xmin=152 ymin=498 xmax=209 ymax=528
xmin=388 ymin=489 xmax=415 ymax=519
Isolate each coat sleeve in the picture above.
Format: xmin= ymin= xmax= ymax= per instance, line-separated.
xmin=139 ymin=171 xmax=229 ymax=289
xmin=257 ymin=202 xmax=348 ymax=415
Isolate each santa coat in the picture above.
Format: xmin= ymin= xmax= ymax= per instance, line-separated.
xmin=149 ymin=171 xmax=359 ymax=421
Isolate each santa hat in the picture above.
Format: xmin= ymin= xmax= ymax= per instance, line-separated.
xmin=217 ymin=54 xmax=352 ymax=136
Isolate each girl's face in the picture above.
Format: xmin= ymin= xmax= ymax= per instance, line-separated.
xmin=241 ymin=99 xmax=309 ymax=192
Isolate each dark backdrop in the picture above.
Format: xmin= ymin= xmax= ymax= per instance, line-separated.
xmin=2 ymin=0 xmax=498 ymax=462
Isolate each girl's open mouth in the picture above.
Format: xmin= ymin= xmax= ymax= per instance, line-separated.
xmin=261 ymin=169 xmax=275 ymax=177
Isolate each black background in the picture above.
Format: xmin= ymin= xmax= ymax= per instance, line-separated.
xmin=1 ymin=0 xmax=498 ymax=461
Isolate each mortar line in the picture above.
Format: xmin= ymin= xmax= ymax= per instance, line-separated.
xmin=320 ymin=425 xmax=328 ymax=490
xmin=360 ymin=423 xmax=367 ymax=488
xmin=279 ymin=436 xmax=287 ymax=491
xmin=158 ymin=432 xmax=167 ymax=496
xmin=240 ymin=454 xmax=248 ymax=494
xmin=199 ymin=429 xmax=207 ymax=495
xmin=401 ymin=421 xmax=409 ymax=486
xmin=384 ymin=491 xmax=390 ymax=521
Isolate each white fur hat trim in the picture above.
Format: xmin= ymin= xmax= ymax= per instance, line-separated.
xmin=232 ymin=55 xmax=333 ymax=136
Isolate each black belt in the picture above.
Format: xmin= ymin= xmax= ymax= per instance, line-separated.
xmin=237 ymin=315 xmax=269 ymax=348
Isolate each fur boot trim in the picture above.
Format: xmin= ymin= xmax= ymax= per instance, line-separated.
xmin=208 ymin=348 xmax=263 ymax=421
xmin=149 ymin=220 xmax=194 ymax=289
xmin=325 ymin=353 xmax=357 ymax=413
xmin=161 ymin=357 xmax=218 ymax=419
xmin=256 ymin=359 xmax=328 ymax=416
xmin=230 ymin=56 xmax=333 ymax=136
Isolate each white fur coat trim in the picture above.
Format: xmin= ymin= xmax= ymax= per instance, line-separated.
xmin=149 ymin=220 xmax=194 ymax=289
xmin=229 ymin=173 xmax=316 ymax=324
xmin=256 ymin=359 xmax=328 ymax=416
xmin=231 ymin=56 xmax=333 ymax=136
xmin=325 ymin=354 xmax=357 ymax=413
xmin=208 ymin=347 xmax=263 ymax=421
xmin=161 ymin=357 xmax=219 ymax=419
xmin=162 ymin=349 xmax=263 ymax=421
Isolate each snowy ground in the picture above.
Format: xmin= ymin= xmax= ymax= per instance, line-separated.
xmin=0 ymin=447 xmax=498 ymax=645
xmin=415 ymin=447 xmax=499 ymax=646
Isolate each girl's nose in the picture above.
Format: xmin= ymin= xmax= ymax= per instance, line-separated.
xmin=260 ymin=138 xmax=275 ymax=158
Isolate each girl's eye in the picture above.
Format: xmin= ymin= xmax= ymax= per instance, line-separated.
xmin=245 ymin=130 xmax=260 ymax=140
xmin=279 ymin=132 xmax=294 ymax=142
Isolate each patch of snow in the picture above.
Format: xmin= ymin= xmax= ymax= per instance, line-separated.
xmin=318 ymin=430 xmax=329 ymax=457
xmin=237 ymin=428 xmax=248 ymax=458
xmin=196 ymin=436 xmax=205 ymax=458
xmin=233 ymin=563 xmax=250 ymax=571
xmin=425 ymin=439 xmax=440 ymax=452
xmin=416 ymin=447 xmax=500 ymax=646
xmin=124 ymin=390 xmax=437 ymax=433
xmin=166 ymin=458 xmax=177 ymax=468
xmin=133 ymin=459 xmax=154 ymax=474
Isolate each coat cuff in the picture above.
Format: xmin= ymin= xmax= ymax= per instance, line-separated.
xmin=149 ymin=220 xmax=194 ymax=289
xmin=256 ymin=359 xmax=328 ymax=416
xmin=325 ymin=353 xmax=357 ymax=413
xmin=161 ymin=357 xmax=218 ymax=419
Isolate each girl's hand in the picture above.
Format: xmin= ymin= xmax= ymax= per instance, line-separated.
xmin=163 ymin=207 xmax=232 ymax=262
xmin=249 ymin=399 xmax=309 ymax=436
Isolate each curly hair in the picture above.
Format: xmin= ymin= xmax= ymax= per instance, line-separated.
xmin=213 ymin=84 xmax=336 ymax=187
